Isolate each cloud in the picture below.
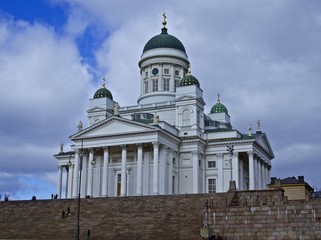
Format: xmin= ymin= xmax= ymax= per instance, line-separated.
xmin=2 ymin=0 xmax=321 ymax=199
xmin=0 ymin=16 xmax=93 ymax=197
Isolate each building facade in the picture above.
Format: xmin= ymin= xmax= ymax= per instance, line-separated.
xmin=54 ymin=15 xmax=274 ymax=199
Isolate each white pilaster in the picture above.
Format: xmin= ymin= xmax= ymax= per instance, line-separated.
xmin=87 ymin=149 xmax=94 ymax=197
xmin=120 ymin=144 xmax=127 ymax=196
xmin=102 ymin=146 xmax=109 ymax=197
xmin=72 ymin=152 xmax=79 ymax=198
xmin=248 ymin=151 xmax=255 ymax=190
xmin=152 ymin=142 xmax=159 ymax=195
xmin=136 ymin=144 xmax=143 ymax=196
xmin=192 ymin=150 xmax=199 ymax=193
xmin=57 ymin=165 xmax=63 ymax=199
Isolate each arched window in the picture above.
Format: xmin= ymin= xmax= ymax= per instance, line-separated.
xmin=182 ymin=109 xmax=190 ymax=126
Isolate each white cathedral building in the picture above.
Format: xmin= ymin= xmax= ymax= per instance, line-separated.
xmin=54 ymin=15 xmax=274 ymax=199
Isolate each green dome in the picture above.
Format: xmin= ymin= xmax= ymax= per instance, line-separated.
xmin=93 ymin=85 xmax=113 ymax=100
xmin=180 ymin=74 xmax=200 ymax=87
xmin=210 ymin=98 xmax=228 ymax=114
xmin=143 ymin=28 xmax=186 ymax=53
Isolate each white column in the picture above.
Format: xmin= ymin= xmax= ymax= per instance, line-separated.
xmin=143 ymin=150 xmax=150 ymax=195
xmin=168 ymin=149 xmax=173 ymax=194
xmin=248 ymin=151 xmax=255 ymax=190
xmin=265 ymin=163 xmax=269 ymax=186
xmin=159 ymin=146 xmax=166 ymax=194
xmin=67 ymin=164 xmax=73 ymax=198
xmin=136 ymin=144 xmax=143 ymax=196
xmin=102 ymin=146 xmax=109 ymax=197
xmin=152 ymin=142 xmax=159 ymax=195
xmin=65 ymin=167 xmax=69 ymax=198
xmin=239 ymin=159 xmax=244 ymax=191
xmin=72 ymin=152 xmax=80 ymax=198
xmin=57 ymin=165 xmax=63 ymax=199
xmin=260 ymin=161 xmax=265 ymax=189
xmin=216 ymin=154 xmax=224 ymax=192
xmin=267 ymin=165 xmax=271 ymax=183
xmin=87 ymin=149 xmax=94 ymax=197
xmin=81 ymin=153 xmax=88 ymax=197
xmin=192 ymin=150 xmax=199 ymax=193
xmin=254 ymin=156 xmax=258 ymax=189
xmin=232 ymin=152 xmax=239 ymax=189
xmin=256 ymin=157 xmax=261 ymax=189
xmin=120 ymin=144 xmax=127 ymax=196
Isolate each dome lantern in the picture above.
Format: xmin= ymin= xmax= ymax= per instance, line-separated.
xmin=142 ymin=14 xmax=186 ymax=53
xmin=179 ymin=64 xmax=200 ymax=87
xmin=210 ymin=93 xmax=228 ymax=114
xmin=93 ymin=77 xmax=113 ymax=100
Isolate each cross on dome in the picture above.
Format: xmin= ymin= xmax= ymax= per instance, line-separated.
xmin=162 ymin=12 xmax=167 ymax=28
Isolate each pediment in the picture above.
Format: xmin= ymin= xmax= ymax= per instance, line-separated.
xmin=70 ymin=116 xmax=157 ymax=140
xmin=255 ymin=134 xmax=274 ymax=158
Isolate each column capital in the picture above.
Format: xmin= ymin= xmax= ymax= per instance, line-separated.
xmin=191 ymin=150 xmax=199 ymax=156
xmin=103 ymin=146 xmax=109 ymax=151
xmin=216 ymin=153 xmax=223 ymax=159
xmin=152 ymin=141 xmax=159 ymax=147
xmin=247 ymin=151 xmax=254 ymax=157
xmin=88 ymin=148 xmax=94 ymax=154
xmin=120 ymin=144 xmax=126 ymax=150
xmin=136 ymin=143 xmax=142 ymax=148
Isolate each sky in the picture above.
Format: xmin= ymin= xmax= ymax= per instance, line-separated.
xmin=0 ymin=0 xmax=321 ymax=200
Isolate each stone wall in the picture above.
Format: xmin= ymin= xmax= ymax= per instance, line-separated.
xmin=0 ymin=190 xmax=320 ymax=239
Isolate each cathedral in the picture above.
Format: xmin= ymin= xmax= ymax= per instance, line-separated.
xmin=54 ymin=15 xmax=274 ymax=199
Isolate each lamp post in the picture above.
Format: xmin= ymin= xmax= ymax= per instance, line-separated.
xmin=76 ymin=140 xmax=84 ymax=240
xmin=227 ymin=146 xmax=234 ymax=181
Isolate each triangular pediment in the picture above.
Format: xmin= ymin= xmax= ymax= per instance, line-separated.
xmin=255 ymin=134 xmax=274 ymax=158
xmin=70 ymin=116 xmax=158 ymax=140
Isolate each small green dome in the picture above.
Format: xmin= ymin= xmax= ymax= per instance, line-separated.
xmin=93 ymin=84 xmax=113 ymax=100
xmin=210 ymin=95 xmax=228 ymax=114
xmin=143 ymin=28 xmax=186 ymax=53
xmin=180 ymin=74 xmax=200 ymax=87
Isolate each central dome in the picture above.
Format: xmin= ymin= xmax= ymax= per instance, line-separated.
xmin=143 ymin=27 xmax=186 ymax=53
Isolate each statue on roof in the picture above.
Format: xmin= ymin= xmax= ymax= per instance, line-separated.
xmin=113 ymin=102 xmax=120 ymax=115
xmin=77 ymin=121 xmax=83 ymax=132
xmin=153 ymin=112 xmax=159 ymax=124
xmin=257 ymin=119 xmax=261 ymax=132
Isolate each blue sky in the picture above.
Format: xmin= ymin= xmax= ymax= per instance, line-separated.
xmin=1 ymin=0 xmax=321 ymax=200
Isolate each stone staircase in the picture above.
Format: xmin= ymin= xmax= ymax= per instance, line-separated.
xmin=0 ymin=190 xmax=320 ymax=239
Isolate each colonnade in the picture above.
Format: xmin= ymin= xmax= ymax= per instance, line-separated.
xmin=56 ymin=142 xmax=177 ymax=199
xmin=215 ymin=151 xmax=271 ymax=192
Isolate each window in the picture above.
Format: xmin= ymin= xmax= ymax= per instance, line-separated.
xmin=163 ymin=78 xmax=170 ymax=91
xmin=145 ymin=71 xmax=148 ymax=78
xmin=164 ymin=68 xmax=169 ymax=74
xmin=175 ymin=70 xmax=179 ymax=76
xmin=172 ymin=158 xmax=176 ymax=165
xmin=152 ymin=79 xmax=158 ymax=91
xmin=208 ymin=161 xmax=216 ymax=168
xmin=199 ymin=160 xmax=201 ymax=167
xmin=182 ymin=109 xmax=190 ymax=126
xmin=144 ymin=81 xmax=148 ymax=93
xmin=197 ymin=110 xmax=200 ymax=126
xmin=175 ymin=80 xmax=180 ymax=90
xmin=208 ymin=179 xmax=216 ymax=193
